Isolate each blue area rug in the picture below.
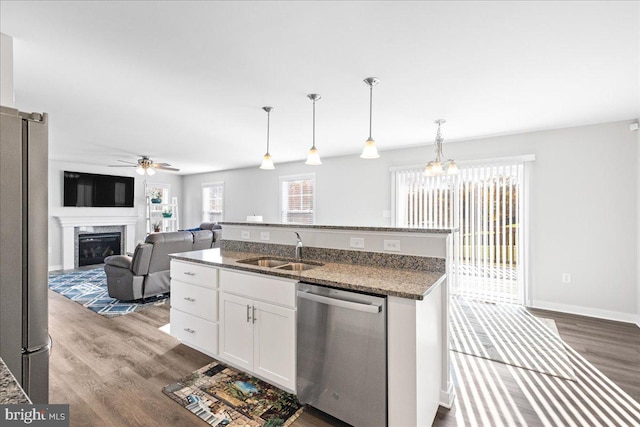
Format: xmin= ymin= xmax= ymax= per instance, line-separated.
xmin=48 ymin=268 xmax=169 ymax=318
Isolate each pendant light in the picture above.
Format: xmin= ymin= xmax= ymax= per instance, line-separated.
xmin=361 ymin=77 xmax=380 ymax=159
xmin=259 ymin=106 xmax=275 ymax=170
xmin=424 ymin=119 xmax=458 ymax=176
xmin=306 ymin=94 xmax=322 ymax=165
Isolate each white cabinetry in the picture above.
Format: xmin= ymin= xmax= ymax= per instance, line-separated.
xmin=170 ymin=260 xmax=218 ymax=357
xmin=219 ymin=269 xmax=296 ymax=392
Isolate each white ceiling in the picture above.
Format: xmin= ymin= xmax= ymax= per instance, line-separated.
xmin=1 ymin=1 xmax=638 ymax=175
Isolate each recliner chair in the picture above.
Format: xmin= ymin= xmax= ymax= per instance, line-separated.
xmin=104 ymin=230 xmax=213 ymax=301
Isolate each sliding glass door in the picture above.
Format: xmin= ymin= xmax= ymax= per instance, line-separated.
xmin=395 ymin=161 xmax=526 ymax=304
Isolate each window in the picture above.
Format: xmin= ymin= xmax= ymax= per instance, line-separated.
xmin=202 ymin=182 xmax=224 ymax=223
xmin=280 ymin=174 xmax=315 ymax=224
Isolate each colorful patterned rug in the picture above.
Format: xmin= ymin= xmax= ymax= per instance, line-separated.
xmin=48 ymin=268 xmax=168 ymax=318
xmin=163 ymin=361 xmax=304 ymax=426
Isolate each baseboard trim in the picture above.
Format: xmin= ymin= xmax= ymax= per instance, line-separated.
xmin=530 ymin=300 xmax=637 ymax=325
xmin=439 ymin=382 xmax=456 ymax=409
xmin=48 ymin=265 xmax=63 ymax=272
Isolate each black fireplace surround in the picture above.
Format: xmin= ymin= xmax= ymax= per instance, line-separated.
xmin=78 ymin=232 xmax=121 ymax=266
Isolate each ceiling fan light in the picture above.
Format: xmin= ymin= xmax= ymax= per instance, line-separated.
xmin=306 ymin=147 xmax=322 ymax=165
xmin=146 ymin=167 xmax=156 ymax=176
xmin=360 ymin=138 xmax=380 ymax=159
xmin=260 ymin=153 xmax=275 ymax=170
xmin=136 ymin=166 xmax=145 ymax=175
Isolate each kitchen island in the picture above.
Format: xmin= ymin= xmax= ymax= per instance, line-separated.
xmin=169 ymin=223 xmax=453 ymax=426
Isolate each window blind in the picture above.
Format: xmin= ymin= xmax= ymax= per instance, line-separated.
xmin=202 ymin=182 xmax=224 ymax=223
xmin=395 ymin=162 xmax=524 ymax=304
xmin=280 ymin=175 xmax=315 ymax=224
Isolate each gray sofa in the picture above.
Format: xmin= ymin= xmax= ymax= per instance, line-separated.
xmin=104 ymin=229 xmax=216 ymax=301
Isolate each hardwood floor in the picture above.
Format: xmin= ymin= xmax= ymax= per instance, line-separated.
xmin=48 ymin=286 xmax=640 ymax=426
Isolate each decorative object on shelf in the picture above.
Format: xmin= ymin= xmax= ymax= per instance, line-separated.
xmin=152 ymin=221 xmax=162 ymax=232
xmin=163 ymin=361 xmax=304 ymax=427
xmin=150 ymin=190 xmax=162 ymax=204
xmin=424 ymin=119 xmax=458 ymax=176
xmin=305 ymin=94 xmax=322 ymax=165
xmin=361 ymin=77 xmax=381 ymax=159
xmin=259 ymin=106 xmax=275 ymax=170
xmin=109 ymin=156 xmax=180 ymax=175
xmin=162 ymin=211 xmax=172 ymax=218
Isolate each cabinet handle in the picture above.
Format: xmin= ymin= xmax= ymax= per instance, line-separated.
xmin=252 ymin=306 xmax=257 ymax=324
xmin=183 ymin=272 xmax=196 ymax=276
xmin=183 ymin=297 xmax=196 ymax=302
xmin=246 ymin=304 xmax=252 ymax=323
xmin=183 ymin=328 xmax=195 ymax=334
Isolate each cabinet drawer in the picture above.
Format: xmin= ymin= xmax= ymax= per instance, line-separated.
xmin=171 ymin=260 xmax=218 ymax=289
xmin=171 ymin=308 xmax=218 ymax=356
xmin=171 ymin=280 xmax=218 ymax=322
xmin=220 ymin=269 xmax=296 ymax=308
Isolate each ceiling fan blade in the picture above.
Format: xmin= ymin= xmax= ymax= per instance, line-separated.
xmin=117 ymin=159 xmax=139 ymax=165
xmin=154 ymin=165 xmax=180 ymax=171
xmin=152 ymin=162 xmax=172 ymax=167
xmin=108 ymin=165 xmax=136 ymax=167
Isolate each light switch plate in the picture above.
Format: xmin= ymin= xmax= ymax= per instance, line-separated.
xmin=383 ymin=240 xmax=401 ymax=252
xmin=241 ymin=230 xmax=251 ymax=239
xmin=260 ymin=231 xmax=270 ymax=241
xmin=350 ymin=237 xmax=365 ymax=249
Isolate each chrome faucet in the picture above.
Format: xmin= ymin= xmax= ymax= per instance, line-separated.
xmin=294 ymin=232 xmax=303 ymax=259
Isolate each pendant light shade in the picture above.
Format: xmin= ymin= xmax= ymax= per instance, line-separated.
xmin=361 ymin=77 xmax=380 ymax=159
xmin=259 ymin=106 xmax=275 ymax=170
xmin=306 ymin=94 xmax=322 ymax=165
xmin=424 ymin=119 xmax=458 ymax=176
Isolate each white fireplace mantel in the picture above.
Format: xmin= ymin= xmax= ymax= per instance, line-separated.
xmin=55 ymin=216 xmax=139 ymax=270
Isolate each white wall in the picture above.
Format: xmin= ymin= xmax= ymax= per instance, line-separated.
xmin=48 ymin=160 xmax=183 ymax=270
xmin=1 ymin=33 xmax=15 ymax=107
xmin=637 ymin=125 xmax=640 ymax=327
xmin=182 ymin=120 xmax=639 ymax=323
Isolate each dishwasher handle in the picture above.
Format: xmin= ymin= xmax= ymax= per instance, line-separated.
xmin=297 ymin=290 xmax=381 ymax=313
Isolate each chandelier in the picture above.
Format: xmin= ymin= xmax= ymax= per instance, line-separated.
xmin=424 ymin=119 xmax=458 ymax=176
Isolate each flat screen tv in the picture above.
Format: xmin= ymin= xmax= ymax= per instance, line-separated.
xmin=63 ymin=171 xmax=135 ymax=207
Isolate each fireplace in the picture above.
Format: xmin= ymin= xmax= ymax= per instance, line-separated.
xmin=78 ymin=232 xmax=122 ymax=266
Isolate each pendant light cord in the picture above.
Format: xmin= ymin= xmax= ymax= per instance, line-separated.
xmin=312 ymin=98 xmax=316 ymax=149
xmin=266 ymin=110 xmax=270 ymax=153
xmin=369 ymin=84 xmax=373 ymax=139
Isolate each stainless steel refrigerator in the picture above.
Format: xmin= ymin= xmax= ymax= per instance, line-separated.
xmin=0 ymin=105 xmax=50 ymax=403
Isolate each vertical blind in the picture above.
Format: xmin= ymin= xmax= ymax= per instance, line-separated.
xmin=396 ymin=162 xmax=524 ymax=304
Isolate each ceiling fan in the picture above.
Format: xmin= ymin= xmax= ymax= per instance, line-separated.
xmin=109 ymin=156 xmax=180 ymax=176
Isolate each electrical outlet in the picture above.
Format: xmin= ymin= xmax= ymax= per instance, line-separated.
xmin=241 ymin=230 xmax=250 ymax=239
xmin=260 ymin=231 xmax=270 ymax=241
xmin=561 ymin=273 xmax=571 ymax=283
xmin=350 ymin=237 xmax=365 ymax=249
xmin=383 ymin=240 xmax=401 ymax=252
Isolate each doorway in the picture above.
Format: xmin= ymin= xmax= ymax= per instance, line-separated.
xmin=394 ymin=160 xmax=527 ymax=304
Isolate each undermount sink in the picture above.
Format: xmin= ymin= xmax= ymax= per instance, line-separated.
xmin=237 ymin=256 xmax=323 ymax=272
xmin=238 ymin=258 xmax=289 ymax=268
xmin=275 ymin=262 xmax=318 ymax=272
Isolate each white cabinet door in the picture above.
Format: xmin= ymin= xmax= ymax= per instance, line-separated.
xmin=219 ymin=292 xmax=253 ymax=371
xmin=253 ymin=301 xmax=296 ymax=392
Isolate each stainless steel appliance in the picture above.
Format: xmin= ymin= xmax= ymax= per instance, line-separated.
xmin=297 ymin=283 xmax=386 ymax=427
xmin=0 ymin=105 xmax=50 ymax=403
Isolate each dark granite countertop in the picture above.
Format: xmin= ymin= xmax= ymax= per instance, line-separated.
xmin=170 ymin=248 xmax=445 ymax=300
xmin=219 ymin=221 xmax=455 ymax=234
xmin=0 ymin=357 xmax=31 ymax=404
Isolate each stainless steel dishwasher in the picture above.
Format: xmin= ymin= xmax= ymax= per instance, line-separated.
xmin=296 ymin=282 xmax=387 ymax=427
